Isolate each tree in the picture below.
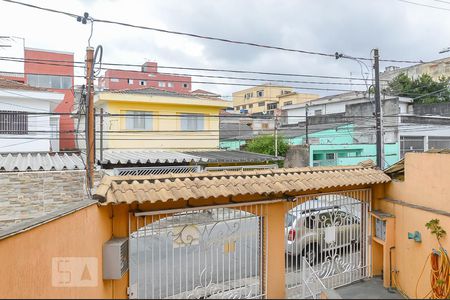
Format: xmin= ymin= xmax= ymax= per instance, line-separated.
xmin=245 ymin=134 xmax=289 ymax=157
xmin=384 ymin=73 xmax=450 ymax=104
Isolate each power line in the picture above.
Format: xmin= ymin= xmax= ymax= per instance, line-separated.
xmin=0 ymin=56 xmax=387 ymax=82
xmin=1 ymin=0 xmax=426 ymax=64
xmin=0 ymin=70 xmax=364 ymax=93
xmin=396 ymin=0 xmax=450 ymax=11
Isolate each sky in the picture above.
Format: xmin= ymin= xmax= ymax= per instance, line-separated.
xmin=1 ymin=0 xmax=450 ymax=98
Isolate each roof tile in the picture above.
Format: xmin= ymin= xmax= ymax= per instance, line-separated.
xmin=94 ymin=165 xmax=390 ymax=205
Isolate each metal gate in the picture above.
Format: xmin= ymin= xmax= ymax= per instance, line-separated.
xmin=285 ymin=189 xmax=371 ymax=298
xmin=128 ymin=203 xmax=268 ymax=299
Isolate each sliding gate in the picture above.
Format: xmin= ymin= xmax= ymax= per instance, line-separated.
xmin=285 ymin=189 xmax=372 ymax=298
xmin=128 ymin=203 xmax=268 ymax=299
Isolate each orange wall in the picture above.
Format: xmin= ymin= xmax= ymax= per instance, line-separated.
xmin=0 ymin=204 xmax=115 ymax=299
xmin=377 ymin=153 xmax=450 ymax=298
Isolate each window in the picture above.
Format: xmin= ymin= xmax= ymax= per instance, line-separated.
xmin=256 ymin=90 xmax=264 ymax=97
xmin=281 ymin=90 xmax=291 ymax=95
xmin=326 ymin=153 xmax=336 ymax=160
xmin=125 ymin=111 xmax=152 ymax=130
xmin=110 ymin=78 xmax=119 ymax=83
xmin=139 ymin=80 xmax=146 ymax=86
xmin=267 ymin=103 xmax=278 ymax=110
xmin=242 ymin=105 xmax=246 ymax=109
xmin=258 ymin=101 xmax=265 ymax=107
xmin=248 ymin=104 xmax=253 ymax=108
xmin=262 ymin=123 xmax=269 ymax=129
xmin=167 ymin=82 xmax=174 ymax=88
xmin=235 ymin=107 xmax=240 ymax=111
xmin=284 ymin=101 xmax=293 ymax=106
xmin=0 ymin=111 xmax=28 ymax=135
xmin=314 ymin=109 xmax=322 ymax=115
xmin=181 ymin=114 xmax=204 ymax=131
xmin=400 ymin=136 xmax=424 ymax=157
xmin=244 ymin=92 xmax=254 ymax=100
xmin=27 ymin=74 xmax=72 ymax=89
xmin=128 ymin=79 xmax=134 ymax=85
xmin=183 ymin=83 xmax=189 ymax=88
xmin=158 ymin=82 xmax=166 ymax=87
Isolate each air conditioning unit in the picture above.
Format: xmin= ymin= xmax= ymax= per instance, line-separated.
xmin=103 ymin=237 xmax=129 ymax=280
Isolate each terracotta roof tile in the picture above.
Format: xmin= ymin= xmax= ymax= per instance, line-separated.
xmin=94 ymin=165 xmax=390 ymax=205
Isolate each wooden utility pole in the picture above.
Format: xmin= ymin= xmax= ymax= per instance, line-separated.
xmin=86 ymin=47 xmax=95 ymax=188
xmin=305 ymin=103 xmax=309 ymax=145
xmin=100 ymin=107 xmax=104 ymax=163
xmin=373 ymin=48 xmax=383 ymax=169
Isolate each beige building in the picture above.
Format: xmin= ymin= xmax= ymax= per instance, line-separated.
xmin=232 ymin=83 xmax=318 ymax=115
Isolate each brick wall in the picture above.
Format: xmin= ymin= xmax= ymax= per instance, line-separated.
xmin=0 ymin=170 xmax=105 ymax=230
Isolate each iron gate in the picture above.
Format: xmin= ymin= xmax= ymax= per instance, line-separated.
xmin=285 ymin=189 xmax=371 ymax=298
xmin=128 ymin=203 xmax=269 ymax=299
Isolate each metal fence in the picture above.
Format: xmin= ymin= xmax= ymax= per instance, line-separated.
xmin=285 ymin=189 xmax=371 ymax=298
xmin=128 ymin=203 xmax=269 ymax=299
xmin=114 ymin=165 xmax=202 ymax=176
xmin=204 ymin=164 xmax=278 ymax=172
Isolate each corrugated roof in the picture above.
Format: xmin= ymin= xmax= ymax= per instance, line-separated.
xmin=183 ymin=150 xmax=282 ymax=162
xmin=0 ymin=152 xmax=85 ymax=172
xmin=98 ymin=150 xmax=207 ymax=165
xmin=94 ymin=165 xmax=391 ymax=205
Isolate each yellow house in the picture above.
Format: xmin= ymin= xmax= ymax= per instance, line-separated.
xmin=232 ymin=83 xmax=319 ymax=115
xmin=94 ymin=88 xmax=229 ymax=150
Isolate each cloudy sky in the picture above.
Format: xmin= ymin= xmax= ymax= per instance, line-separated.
xmin=1 ymin=0 xmax=450 ymax=98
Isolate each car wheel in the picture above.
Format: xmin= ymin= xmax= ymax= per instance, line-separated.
xmin=303 ymin=244 xmax=320 ymax=266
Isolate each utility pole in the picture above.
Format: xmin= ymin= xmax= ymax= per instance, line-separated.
xmin=305 ymin=103 xmax=309 ymax=145
xmin=274 ymin=114 xmax=278 ymax=157
xmin=86 ymin=47 xmax=95 ymax=188
xmin=373 ymin=48 xmax=383 ymax=169
xmin=100 ymin=107 xmax=104 ymax=163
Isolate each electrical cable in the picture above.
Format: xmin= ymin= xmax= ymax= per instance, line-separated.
xmin=0 ymin=0 xmax=427 ymax=64
xmin=397 ymin=0 xmax=450 ymax=11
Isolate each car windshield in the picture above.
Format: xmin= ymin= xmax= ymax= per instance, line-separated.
xmin=285 ymin=213 xmax=296 ymax=227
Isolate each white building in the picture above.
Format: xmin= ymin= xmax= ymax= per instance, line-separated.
xmin=0 ymin=79 xmax=64 ymax=152
xmin=282 ymin=91 xmax=412 ymax=125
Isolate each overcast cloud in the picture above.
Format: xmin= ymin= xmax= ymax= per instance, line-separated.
xmin=1 ymin=0 xmax=450 ymax=97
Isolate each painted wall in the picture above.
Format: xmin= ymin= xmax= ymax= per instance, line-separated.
xmin=0 ymin=90 xmax=63 ymax=152
xmin=0 ymin=204 xmax=116 ymax=299
xmin=375 ymin=152 xmax=450 ymax=298
xmin=99 ymin=64 xmax=191 ymax=93
xmin=89 ymin=93 xmax=229 ymax=151
xmin=232 ymin=85 xmax=294 ymax=114
xmin=24 ymin=48 xmax=75 ymax=150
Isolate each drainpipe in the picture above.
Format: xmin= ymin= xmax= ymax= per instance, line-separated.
xmin=388 ymin=246 xmax=396 ymax=293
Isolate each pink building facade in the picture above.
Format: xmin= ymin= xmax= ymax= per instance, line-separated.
xmin=99 ymin=62 xmax=192 ymax=93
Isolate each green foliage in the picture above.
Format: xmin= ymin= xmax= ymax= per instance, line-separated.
xmin=425 ymin=219 xmax=446 ymax=241
xmin=384 ymin=73 xmax=450 ymax=104
xmin=245 ymin=134 xmax=289 ymax=157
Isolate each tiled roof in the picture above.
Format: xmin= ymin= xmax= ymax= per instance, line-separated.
xmin=0 ymin=152 xmax=85 ymax=172
xmin=0 ymin=78 xmax=47 ymax=91
xmin=98 ymin=150 xmax=207 ymax=165
xmin=94 ymin=165 xmax=390 ymax=205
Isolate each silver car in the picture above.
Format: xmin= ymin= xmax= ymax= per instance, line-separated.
xmin=285 ymin=197 xmax=361 ymax=265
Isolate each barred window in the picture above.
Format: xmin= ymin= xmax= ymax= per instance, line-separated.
xmin=0 ymin=111 xmax=28 ymax=135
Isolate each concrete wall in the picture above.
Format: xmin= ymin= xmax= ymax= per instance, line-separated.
xmin=0 ymin=170 xmax=105 ymax=231
xmin=375 ymin=152 xmax=450 ymax=298
xmin=413 ymin=102 xmax=450 ymax=117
